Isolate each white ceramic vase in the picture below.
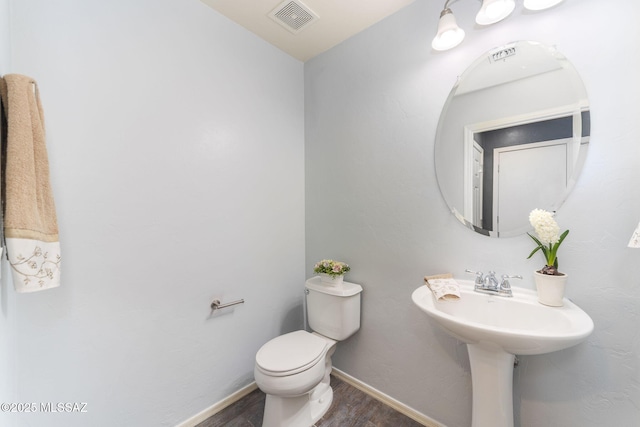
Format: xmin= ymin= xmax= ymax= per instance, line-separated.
xmin=533 ymin=271 xmax=567 ymax=307
xmin=319 ymin=273 xmax=344 ymax=286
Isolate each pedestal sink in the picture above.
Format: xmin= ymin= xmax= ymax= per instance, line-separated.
xmin=412 ymin=280 xmax=593 ymax=427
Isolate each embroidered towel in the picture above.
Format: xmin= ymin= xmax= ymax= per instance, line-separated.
xmin=0 ymin=74 xmax=61 ymax=292
xmin=424 ymin=273 xmax=460 ymax=301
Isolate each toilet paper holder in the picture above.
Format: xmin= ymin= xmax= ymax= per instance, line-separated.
xmin=210 ymin=298 xmax=245 ymax=311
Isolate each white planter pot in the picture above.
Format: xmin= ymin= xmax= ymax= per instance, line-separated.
xmin=318 ymin=273 xmax=344 ymax=286
xmin=533 ymin=271 xmax=567 ymax=307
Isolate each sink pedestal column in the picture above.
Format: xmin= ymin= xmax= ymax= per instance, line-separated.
xmin=467 ymin=344 xmax=515 ymax=427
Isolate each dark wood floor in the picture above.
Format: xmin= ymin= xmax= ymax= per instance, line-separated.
xmin=196 ymin=375 xmax=424 ymax=427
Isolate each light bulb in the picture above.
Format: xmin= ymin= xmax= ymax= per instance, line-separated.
xmin=432 ymin=9 xmax=465 ymax=51
xmin=524 ymin=0 xmax=564 ymax=11
xmin=476 ymin=0 xmax=515 ymax=25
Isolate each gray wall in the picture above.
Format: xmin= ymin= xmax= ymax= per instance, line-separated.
xmin=2 ymin=0 xmax=639 ymax=426
xmin=305 ymin=0 xmax=640 ymax=426
xmin=1 ymin=0 xmax=304 ymax=426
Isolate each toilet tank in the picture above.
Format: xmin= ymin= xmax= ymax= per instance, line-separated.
xmin=305 ymin=277 xmax=363 ymax=341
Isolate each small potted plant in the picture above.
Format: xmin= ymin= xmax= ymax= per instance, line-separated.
xmin=526 ymin=209 xmax=569 ymax=306
xmin=314 ymin=259 xmax=351 ymax=286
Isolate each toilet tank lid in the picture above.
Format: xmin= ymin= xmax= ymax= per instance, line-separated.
xmin=305 ymin=277 xmax=363 ymax=297
xmin=256 ymin=331 xmax=327 ymax=375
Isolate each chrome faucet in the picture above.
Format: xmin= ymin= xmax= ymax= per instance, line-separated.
xmin=466 ymin=269 xmax=522 ymax=297
xmin=484 ymin=271 xmax=499 ymax=290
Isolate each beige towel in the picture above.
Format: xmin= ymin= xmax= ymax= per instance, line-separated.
xmin=0 ymin=74 xmax=61 ymax=292
xmin=424 ymin=273 xmax=460 ymax=301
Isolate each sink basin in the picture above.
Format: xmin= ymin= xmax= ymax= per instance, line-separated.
xmin=411 ymin=280 xmax=594 ymax=355
xmin=412 ymin=279 xmax=594 ymax=427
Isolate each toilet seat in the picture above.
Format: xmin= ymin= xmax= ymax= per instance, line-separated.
xmin=256 ymin=331 xmax=328 ymax=377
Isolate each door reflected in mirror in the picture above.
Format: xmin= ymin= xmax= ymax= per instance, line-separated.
xmin=434 ymin=41 xmax=590 ymax=237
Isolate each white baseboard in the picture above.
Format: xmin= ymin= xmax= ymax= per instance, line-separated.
xmin=175 ymin=381 xmax=258 ymax=427
xmin=330 ymin=368 xmax=446 ymax=427
xmin=177 ymin=369 xmax=445 ymax=427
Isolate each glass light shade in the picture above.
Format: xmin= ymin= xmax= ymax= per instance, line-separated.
xmin=523 ymin=0 xmax=564 ymax=10
xmin=432 ymin=9 xmax=465 ymax=51
xmin=629 ymin=221 xmax=640 ymax=248
xmin=476 ymin=0 xmax=515 ymax=25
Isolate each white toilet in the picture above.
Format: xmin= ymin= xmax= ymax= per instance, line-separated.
xmin=254 ymin=276 xmax=363 ymax=427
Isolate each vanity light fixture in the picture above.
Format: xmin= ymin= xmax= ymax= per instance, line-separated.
xmin=432 ymin=0 xmax=565 ymax=51
xmin=432 ymin=4 xmax=466 ymax=51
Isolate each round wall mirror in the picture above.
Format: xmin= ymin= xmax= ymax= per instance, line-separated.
xmin=434 ymin=41 xmax=590 ymax=237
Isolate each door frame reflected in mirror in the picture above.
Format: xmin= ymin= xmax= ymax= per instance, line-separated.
xmin=435 ymin=41 xmax=590 ymax=237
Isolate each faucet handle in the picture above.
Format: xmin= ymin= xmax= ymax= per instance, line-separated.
xmin=465 ymin=269 xmax=484 ymax=285
xmin=500 ymin=274 xmax=522 ymax=289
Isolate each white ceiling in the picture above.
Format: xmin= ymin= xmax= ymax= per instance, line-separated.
xmin=200 ymin=0 xmax=417 ymax=62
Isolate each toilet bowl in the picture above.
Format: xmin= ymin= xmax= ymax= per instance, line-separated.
xmin=254 ymin=277 xmax=363 ymax=427
xmin=255 ymin=331 xmax=336 ymax=396
xmin=255 ymin=331 xmax=337 ymax=427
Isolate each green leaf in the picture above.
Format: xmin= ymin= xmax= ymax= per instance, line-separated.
xmin=527 ymin=245 xmax=543 ymax=259
xmin=548 ymin=229 xmax=569 ymax=269
xmin=557 ymin=229 xmax=569 ymax=246
xmin=527 ymin=232 xmax=543 ymax=247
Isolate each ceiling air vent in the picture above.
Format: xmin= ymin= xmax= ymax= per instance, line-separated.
xmin=268 ymin=0 xmax=319 ymax=34
xmin=489 ymin=45 xmax=517 ymax=63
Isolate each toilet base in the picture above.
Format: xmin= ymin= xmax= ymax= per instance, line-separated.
xmin=257 ymin=334 xmax=337 ymax=427
xmin=261 ymin=348 xmax=334 ymax=427
xmin=262 ymin=383 xmax=332 ymax=427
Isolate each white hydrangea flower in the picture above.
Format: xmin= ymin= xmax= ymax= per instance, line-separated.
xmin=529 ymin=209 xmax=560 ymax=245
